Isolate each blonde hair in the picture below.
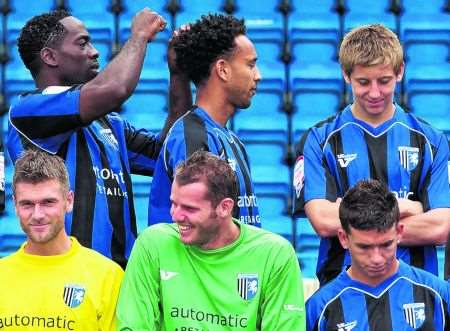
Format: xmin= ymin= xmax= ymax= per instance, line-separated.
xmin=339 ymin=24 xmax=403 ymax=77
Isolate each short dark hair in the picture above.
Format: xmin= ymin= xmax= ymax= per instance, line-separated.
xmin=174 ymin=150 xmax=238 ymax=207
xmin=18 ymin=9 xmax=70 ymax=77
xmin=173 ymin=13 xmax=246 ymax=86
xmin=339 ymin=179 xmax=399 ymax=233
xmin=13 ymin=149 xmax=69 ymax=197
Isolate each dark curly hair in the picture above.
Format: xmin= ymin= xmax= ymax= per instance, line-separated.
xmin=339 ymin=179 xmax=400 ymax=233
xmin=173 ymin=14 xmax=246 ymax=86
xmin=18 ymin=10 xmax=70 ymax=77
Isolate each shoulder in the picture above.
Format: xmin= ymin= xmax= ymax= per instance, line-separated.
xmin=136 ymin=223 xmax=181 ymax=250
xmin=78 ymin=245 xmax=124 ymax=278
xmin=398 ymin=262 xmax=449 ymax=295
xmin=397 ymin=109 xmax=447 ymax=145
xmin=242 ymin=225 xmax=296 ymax=256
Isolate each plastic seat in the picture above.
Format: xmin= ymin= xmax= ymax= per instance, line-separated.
xmin=292 ymin=78 xmax=343 ymax=135
xmin=120 ymin=28 xmax=170 ymax=79
xmin=290 ymin=0 xmax=339 ymax=31
xmin=234 ymin=0 xmax=283 ymax=31
xmin=233 ymin=78 xmax=286 ymax=132
xmin=175 ymin=0 xmax=227 ymax=26
xmin=121 ymin=0 xmax=171 ymax=30
xmin=259 ymin=192 xmax=292 ymax=241
xmin=406 ymin=79 xmax=450 ymax=132
xmin=8 ymin=0 xmax=54 ymax=31
xmin=296 ymin=218 xmax=320 ymax=278
xmin=122 ymin=79 xmax=169 ymax=132
xmin=344 ymin=0 xmax=396 ymax=31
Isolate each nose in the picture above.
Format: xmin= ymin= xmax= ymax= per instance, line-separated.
xmin=254 ymin=65 xmax=262 ymax=82
xmin=368 ymin=82 xmax=381 ymax=98
xmin=32 ymin=204 xmax=45 ymax=220
xmin=369 ymin=247 xmax=384 ymax=265
xmin=88 ymin=43 xmax=99 ymax=59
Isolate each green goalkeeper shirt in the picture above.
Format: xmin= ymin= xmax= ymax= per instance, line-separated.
xmin=116 ymin=221 xmax=306 ymax=330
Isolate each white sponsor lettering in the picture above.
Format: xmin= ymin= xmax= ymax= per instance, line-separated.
xmin=337 ymin=153 xmax=357 ymax=168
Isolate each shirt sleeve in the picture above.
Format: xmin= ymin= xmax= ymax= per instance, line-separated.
xmin=116 ymin=233 xmax=161 ymax=331
xmin=293 ymin=129 xmax=337 ymax=217
xmin=99 ymin=264 xmax=124 ymax=331
xmin=422 ymin=132 xmax=450 ymax=210
xmin=122 ymin=119 xmax=162 ymax=176
xmin=260 ymin=240 xmax=306 ymax=330
xmin=8 ymin=86 xmax=84 ymax=154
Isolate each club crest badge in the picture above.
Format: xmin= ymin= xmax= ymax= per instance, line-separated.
xmin=403 ymin=302 xmax=425 ymax=329
xmin=63 ymin=284 xmax=86 ymax=308
xmin=237 ymin=273 xmax=258 ymax=300
xmin=398 ymin=146 xmax=419 ymax=171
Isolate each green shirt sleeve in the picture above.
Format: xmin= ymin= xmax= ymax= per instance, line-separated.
xmin=116 ymin=232 xmax=161 ymax=330
xmin=260 ymin=241 xmax=306 ymax=331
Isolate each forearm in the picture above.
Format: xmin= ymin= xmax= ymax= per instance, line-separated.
xmin=79 ymin=34 xmax=148 ymax=122
xmin=399 ymin=208 xmax=450 ymax=246
xmin=160 ymin=72 xmax=192 ymax=139
xmin=304 ymin=199 xmax=342 ymax=237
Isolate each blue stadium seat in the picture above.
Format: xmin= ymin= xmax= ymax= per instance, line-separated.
xmin=8 ymin=0 xmax=54 ymax=31
xmin=403 ymin=29 xmax=450 ymax=67
xmin=344 ymin=0 xmax=396 ymax=31
xmin=248 ymin=28 xmax=285 ymax=81
xmin=175 ymin=0 xmax=227 ymax=26
xmin=5 ymin=29 xmax=33 ymax=81
xmin=290 ymin=0 xmax=339 ymax=31
xmin=122 ymin=79 xmax=168 ymax=132
xmin=121 ymin=0 xmax=171 ymax=30
xmin=234 ymin=0 xmax=283 ymax=31
xmin=296 ymin=218 xmax=320 ymax=278
xmin=292 ymin=78 xmax=343 ymax=136
xmin=259 ymin=192 xmax=293 ymax=242
xmin=406 ymin=79 xmax=450 ymax=132
xmin=290 ymin=28 xmax=341 ymax=80
xmin=233 ymin=78 xmax=286 ymax=133
xmin=120 ymin=28 xmax=170 ymax=79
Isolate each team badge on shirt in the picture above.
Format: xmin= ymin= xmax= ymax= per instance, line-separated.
xmin=237 ymin=273 xmax=258 ymax=300
xmin=403 ymin=302 xmax=425 ymax=328
xmin=63 ymin=284 xmax=86 ymax=308
xmin=398 ymin=146 xmax=419 ymax=171
xmin=100 ymin=128 xmax=119 ymax=150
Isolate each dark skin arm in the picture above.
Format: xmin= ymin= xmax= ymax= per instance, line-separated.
xmin=159 ymin=28 xmax=192 ymax=140
xmin=79 ymin=8 xmax=166 ymax=123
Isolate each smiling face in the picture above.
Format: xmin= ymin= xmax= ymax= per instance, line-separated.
xmin=344 ymin=63 xmax=404 ymax=125
xmin=225 ymin=35 xmax=261 ymax=109
xmin=338 ymin=224 xmax=403 ymax=286
xmin=55 ymin=16 xmax=100 ymax=85
xmin=170 ymin=180 xmax=229 ymax=250
xmin=14 ymin=179 xmax=73 ymax=251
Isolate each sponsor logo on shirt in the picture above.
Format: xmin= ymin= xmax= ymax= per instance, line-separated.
xmin=283 ymin=304 xmax=304 ymax=312
xmin=294 ymin=156 xmax=304 ymax=198
xmin=403 ymin=302 xmax=425 ymax=329
xmin=337 ymin=153 xmax=357 ymax=168
xmin=160 ymin=270 xmax=179 ymax=281
xmin=92 ymin=166 xmax=128 ymax=198
xmin=63 ymin=284 xmax=85 ymax=308
xmin=398 ymin=146 xmax=419 ymax=171
xmin=392 ymin=186 xmax=413 ymax=199
xmin=237 ymin=273 xmax=258 ymax=300
xmin=169 ymin=306 xmax=248 ymax=328
xmin=337 ymin=320 xmax=357 ymax=331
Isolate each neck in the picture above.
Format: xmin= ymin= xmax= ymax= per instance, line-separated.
xmin=196 ymin=86 xmax=234 ymax=127
xmin=200 ymin=218 xmax=240 ymax=250
xmin=24 ymin=234 xmax=72 ymax=256
xmin=347 ymin=259 xmax=400 ymax=287
xmin=351 ymin=103 xmax=395 ymax=127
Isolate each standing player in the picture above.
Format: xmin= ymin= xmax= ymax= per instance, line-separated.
xmin=148 ymin=14 xmax=262 ymax=226
xmin=7 ymin=8 xmax=191 ymax=268
xmin=117 ymin=151 xmax=305 ymax=330
xmin=307 ymin=180 xmax=450 ymax=330
xmin=0 ymin=150 xmax=123 ymax=330
xmin=294 ymin=24 xmax=450 ymax=285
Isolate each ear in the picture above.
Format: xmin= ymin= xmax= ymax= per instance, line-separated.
xmin=337 ymin=228 xmax=349 ymax=249
xmin=66 ymin=190 xmax=74 ymax=213
xmin=342 ymin=69 xmax=351 ymax=84
xmin=396 ymin=222 xmax=404 ymax=243
xmin=396 ymin=62 xmax=405 ymax=82
xmin=40 ymin=47 xmax=58 ymax=67
xmin=214 ymin=59 xmax=230 ymax=81
xmin=216 ymin=197 xmax=234 ymax=218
